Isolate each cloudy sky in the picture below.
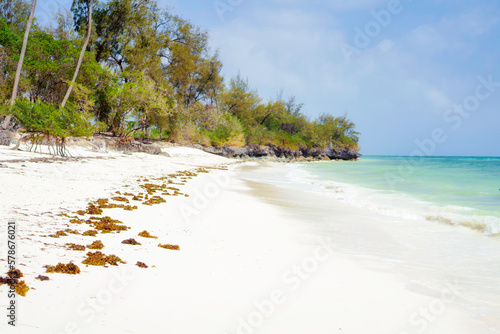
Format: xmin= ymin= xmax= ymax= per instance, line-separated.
xmin=36 ymin=0 xmax=500 ymax=156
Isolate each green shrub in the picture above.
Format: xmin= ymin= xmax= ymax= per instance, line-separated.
xmin=12 ymin=99 xmax=96 ymax=138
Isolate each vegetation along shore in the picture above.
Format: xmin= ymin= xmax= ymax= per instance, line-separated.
xmin=0 ymin=0 xmax=360 ymax=159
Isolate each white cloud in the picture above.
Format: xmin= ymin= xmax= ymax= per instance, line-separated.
xmin=426 ymin=88 xmax=452 ymax=110
xmin=210 ymin=8 xmax=344 ymax=98
xmin=377 ymin=39 xmax=393 ymax=53
xmin=406 ymin=8 xmax=499 ymax=56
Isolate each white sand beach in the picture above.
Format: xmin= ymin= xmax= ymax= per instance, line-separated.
xmin=0 ymin=144 xmax=497 ymax=334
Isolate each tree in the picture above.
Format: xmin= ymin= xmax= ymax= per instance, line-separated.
xmin=73 ymin=1 xmax=225 ymax=132
xmin=107 ymin=73 xmax=173 ymax=137
xmin=12 ymin=97 xmax=98 ymax=155
xmin=220 ymin=73 xmax=261 ymax=125
xmin=61 ymin=0 xmax=94 ymax=109
xmin=79 ymin=0 xmax=162 ymax=73
xmin=0 ymin=21 xmax=111 ymax=105
xmin=0 ymin=45 xmax=14 ymax=104
xmin=276 ymin=90 xmax=304 ymax=116
xmin=162 ymin=15 xmax=224 ymax=106
xmin=1 ymin=0 xmax=360 ymax=153
xmin=0 ymin=0 xmax=30 ymax=30
xmin=0 ymin=0 xmax=36 ymax=130
xmin=315 ymin=113 xmax=360 ymax=149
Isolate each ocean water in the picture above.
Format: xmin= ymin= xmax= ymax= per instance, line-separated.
xmin=279 ymin=156 xmax=500 ymax=330
xmin=240 ymin=157 xmax=500 ymax=330
xmin=296 ymin=156 xmax=500 ymax=236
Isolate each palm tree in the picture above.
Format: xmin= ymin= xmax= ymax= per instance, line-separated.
xmin=60 ymin=0 xmax=93 ymax=109
xmin=0 ymin=0 xmax=37 ymax=130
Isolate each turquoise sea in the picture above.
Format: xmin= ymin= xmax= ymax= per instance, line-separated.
xmin=297 ymin=156 xmax=500 ymax=236
xmin=241 ymin=157 xmax=500 ymax=329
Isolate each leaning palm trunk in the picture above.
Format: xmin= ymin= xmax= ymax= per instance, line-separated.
xmin=60 ymin=0 xmax=93 ymax=109
xmin=1 ymin=0 xmax=37 ymax=130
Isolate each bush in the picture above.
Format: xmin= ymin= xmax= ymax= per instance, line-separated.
xmin=12 ymin=99 xmax=96 ymax=138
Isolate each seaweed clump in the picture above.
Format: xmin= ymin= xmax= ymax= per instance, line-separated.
xmin=82 ymin=251 xmax=124 ymax=266
xmin=49 ymin=230 xmax=68 ymax=238
xmin=196 ymin=168 xmax=209 ymax=173
xmin=45 ymin=262 xmax=81 ymax=274
xmin=0 ymin=270 xmax=30 ymax=296
xmin=89 ymin=216 xmax=128 ymax=233
xmin=138 ymin=230 xmax=157 ymax=239
xmin=94 ymin=198 xmax=137 ymax=211
xmin=140 ymin=183 xmax=164 ymax=195
xmin=0 ymin=270 xmax=22 ymax=286
xmin=112 ymin=196 xmax=129 ymax=203
xmin=166 ymin=187 xmax=181 ymax=196
xmin=35 ymin=275 xmax=50 ymax=281
xmin=83 ymin=230 xmax=98 ymax=237
xmin=87 ymin=203 xmax=103 ymax=215
xmin=95 ymin=198 xmax=109 ymax=206
xmin=15 ymin=281 xmax=30 ymax=296
xmin=87 ymin=240 xmax=104 ymax=250
xmin=7 ymin=269 xmax=23 ymax=280
xmin=136 ymin=261 xmax=148 ymax=268
xmin=67 ymin=243 xmax=86 ymax=251
xmin=121 ymin=238 xmax=141 ymax=245
xmin=158 ymin=243 xmax=180 ymax=251
xmin=142 ymin=195 xmax=166 ymax=206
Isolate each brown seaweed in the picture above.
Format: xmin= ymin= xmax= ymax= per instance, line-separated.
xmin=121 ymin=238 xmax=141 ymax=245
xmin=66 ymin=243 xmax=86 ymax=251
xmin=87 ymin=240 xmax=104 ymax=250
xmin=138 ymin=230 xmax=157 ymax=239
xmin=158 ymin=243 xmax=180 ymax=250
xmin=136 ymin=261 xmax=148 ymax=268
xmin=82 ymin=251 xmax=124 ymax=266
xmin=45 ymin=262 xmax=81 ymax=274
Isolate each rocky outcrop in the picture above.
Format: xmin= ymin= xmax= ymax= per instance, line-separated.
xmin=116 ymin=141 xmax=163 ymax=155
xmin=195 ymin=143 xmax=361 ymax=161
xmin=75 ymin=136 xmax=165 ymax=155
xmin=0 ymin=130 xmax=13 ymax=146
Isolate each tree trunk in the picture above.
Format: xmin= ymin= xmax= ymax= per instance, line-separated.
xmin=60 ymin=0 xmax=93 ymax=109
xmin=0 ymin=115 xmax=12 ymax=130
xmin=1 ymin=0 xmax=37 ymax=130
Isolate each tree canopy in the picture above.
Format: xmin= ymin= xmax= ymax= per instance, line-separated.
xmin=0 ymin=0 xmax=360 ymax=152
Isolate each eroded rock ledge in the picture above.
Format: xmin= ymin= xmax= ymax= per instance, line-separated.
xmin=195 ymin=144 xmax=361 ymax=161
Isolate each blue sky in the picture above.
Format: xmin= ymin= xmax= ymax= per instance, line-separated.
xmin=36 ymin=0 xmax=500 ymax=156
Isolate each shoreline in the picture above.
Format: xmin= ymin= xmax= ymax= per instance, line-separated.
xmin=0 ymin=145 xmax=497 ymax=333
xmin=0 ymin=130 xmax=361 ymax=162
xmin=238 ymin=163 xmax=500 ymax=332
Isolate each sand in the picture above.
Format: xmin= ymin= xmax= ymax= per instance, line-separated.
xmin=0 ymin=143 xmax=496 ymax=333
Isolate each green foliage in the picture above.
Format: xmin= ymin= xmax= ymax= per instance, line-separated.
xmin=218 ymin=74 xmax=360 ymax=150
xmin=0 ymin=104 xmax=11 ymax=116
xmin=209 ymin=125 xmax=231 ymax=146
xmin=0 ymin=18 xmax=20 ymax=104
xmin=0 ymin=0 xmax=30 ymax=32
xmin=0 ymin=16 xmax=113 ymax=106
xmin=313 ymin=113 xmax=360 ymax=149
xmin=12 ymin=98 xmax=96 ymax=138
xmin=169 ymin=103 xmax=244 ymax=147
xmin=0 ymin=0 xmax=360 ymax=153
xmin=106 ymin=73 xmax=174 ymax=137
